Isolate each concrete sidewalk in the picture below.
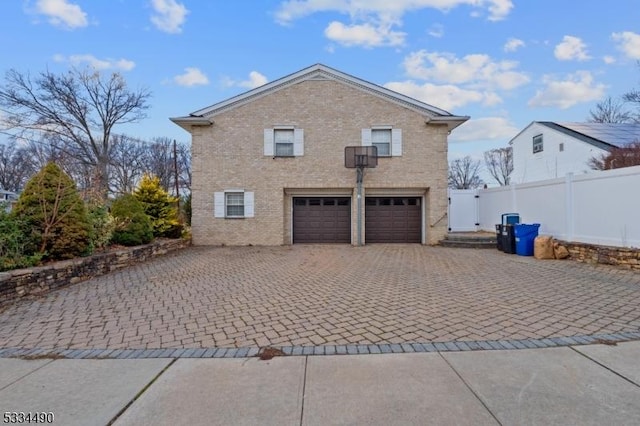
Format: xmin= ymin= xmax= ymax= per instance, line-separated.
xmin=1 ymin=342 xmax=639 ymax=425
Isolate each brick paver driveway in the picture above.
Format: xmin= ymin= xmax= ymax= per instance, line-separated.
xmin=1 ymin=245 xmax=639 ymax=351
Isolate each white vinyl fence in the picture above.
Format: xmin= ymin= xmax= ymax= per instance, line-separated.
xmin=448 ymin=189 xmax=479 ymax=232
xmin=476 ymin=165 xmax=640 ymax=248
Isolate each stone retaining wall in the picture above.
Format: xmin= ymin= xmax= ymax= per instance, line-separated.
xmin=558 ymin=240 xmax=640 ymax=270
xmin=0 ymin=238 xmax=191 ymax=305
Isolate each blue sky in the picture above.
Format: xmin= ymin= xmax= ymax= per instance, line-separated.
xmin=1 ymin=0 xmax=639 ymax=174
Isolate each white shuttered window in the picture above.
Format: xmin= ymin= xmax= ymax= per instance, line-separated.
xmin=214 ymin=191 xmax=255 ymax=218
xmin=362 ymin=127 xmax=402 ymax=156
xmin=264 ymin=128 xmax=304 ymax=156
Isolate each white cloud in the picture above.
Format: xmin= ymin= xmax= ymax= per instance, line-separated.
xmin=53 ymin=54 xmax=135 ymax=71
xmin=612 ymin=31 xmax=640 ymax=59
xmin=503 ymin=37 xmax=524 ymax=52
xmin=223 ymin=71 xmax=269 ymax=89
xmin=174 ymin=68 xmax=209 ymax=87
xmin=35 ymin=0 xmax=88 ymax=29
xmin=603 ymin=55 xmax=616 ymax=64
xmin=403 ymin=50 xmax=529 ymax=90
xmin=485 ymin=0 xmax=513 ymax=22
xmin=448 ymin=116 xmax=519 ymax=142
xmin=324 ymin=21 xmax=405 ymax=47
xmin=428 ymin=23 xmax=444 ymax=38
xmin=150 ymin=0 xmax=188 ymax=34
xmin=240 ymin=71 xmax=269 ymax=89
xmin=275 ymin=0 xmax=513 ymax=24
xmin=384 ymin=81 xmax=501 ymax=111
xmin=554 ymin=35 xmax=591 ymax=61
xmin=528 ymin=71 xmax=606 ymax=109
xmin=275 ymin=1 xmax=512 ymax=49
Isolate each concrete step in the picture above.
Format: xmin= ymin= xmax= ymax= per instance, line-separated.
xmin=445 ymin=235 xmax=497 ymax=243
xmin=439 ymin=239 xmax=498 ymax=249
xmin=440 ymin=232 xmax=498 ymax=249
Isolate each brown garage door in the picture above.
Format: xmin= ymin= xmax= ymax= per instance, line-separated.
xmin=293 ymin=197 xmax=351 ymax=243
xmin=365 ymin=197 xmax=421 ymax=243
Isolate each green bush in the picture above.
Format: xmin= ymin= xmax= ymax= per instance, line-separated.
xmin=134 ymin=174 xmax=182 ymax=238
xmin=87 ymin=203 xmax=115 ymax=251
xmin=0 ymin=211 xmax=41 ymax=271
xmin=110 ymin=194 xmax=153 ymax=246
xmin=12 ymin=162 xmax=91 ymax=260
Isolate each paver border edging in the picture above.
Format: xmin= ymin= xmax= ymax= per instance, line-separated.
xmin=2 ymin=331 xmax=639 ymax=360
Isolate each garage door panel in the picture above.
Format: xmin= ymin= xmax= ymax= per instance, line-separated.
xmin=365 ymin=197 xmax=421 ymax=243
xmin=293 ymin=197 xmax=351 ymax=243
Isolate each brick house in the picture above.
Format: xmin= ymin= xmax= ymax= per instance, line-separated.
xmin=171 ymin=64 xmax=469 ymax=245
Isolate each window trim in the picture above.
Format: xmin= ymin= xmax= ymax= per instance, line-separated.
xmin=274 ymin=128 xmax=295 ymax=157
xmin=225 ymin=192 xmax=245 ymax=218
xmin=264 ymin=127 xmax=304 ymax=157
xmin=533 ymin=134 xmax=543 ymax=154
xmin=214 ymin=190 xmax=254 ymax=218
xmin=371 ymin=128 xmax=392 ymax=157
xmin=362 ymin=127 xmax=402 ymax=157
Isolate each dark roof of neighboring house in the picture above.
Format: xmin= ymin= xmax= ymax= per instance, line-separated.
xmin=171 ymin=63 xmax=469 ymax=131
xmin=517 ymin=121 xmax=640 ymax=151
xmin=1 ymin=189 xmax=18 ymax=200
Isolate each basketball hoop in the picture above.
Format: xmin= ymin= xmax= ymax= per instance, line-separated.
xmin=345 ymin=146 xmax=378 ymax=246
xmin=345 ymin=146 xmax=378 ymax=170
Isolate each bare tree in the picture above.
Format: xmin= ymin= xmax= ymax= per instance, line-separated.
xmin=142 ymin=137 xmax=191 ymax=195
xmin=106 ymin=135 xmax=191 ymax=196
xmin=0 ymin=68 xmax=150 ymax=200
xmin=17 ymin=137 xmax=96 ymax=198
xmin=622 ymin=90 xmax=640 ymax=123
xmin=588 ymin=141 xmax=640 ymax=170
xmin=176 ymin=142 xmax=191 ymax=192
xmin=448 ymin=156 xmax=484 ymax=189
xmin=109 ymin=134 xmax=148 ymax=195
xmin=620 ymin=61 xmax=640 ymax=122
xmin=0 ymin=141 xmax=36 ymax=192
xmin=483 ymin=147 xmax=513 ymax=186
xmin=144 ymin=137 xmax=174 ymax=191
xmin=588 ymin=96 xmax=633 ymax=123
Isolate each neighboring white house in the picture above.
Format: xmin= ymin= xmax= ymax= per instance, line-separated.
xmin=1 ymin=189 xmax=18 ymax=212
xmin=510 ymin=121 xmax=640 ymax=183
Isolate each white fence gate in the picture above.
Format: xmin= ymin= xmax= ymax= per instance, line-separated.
xmin=448 ymin=189 xmax=479 ymax=232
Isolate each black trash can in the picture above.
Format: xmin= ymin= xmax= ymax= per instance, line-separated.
xmin=495 ymin=224 xmax=504 ymax=251
xmin=502 ymin=224 xmax=516 ymax=254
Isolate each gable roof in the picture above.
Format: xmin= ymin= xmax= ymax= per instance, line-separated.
xmin=509 ymin=121 xmax=640 ymax=151
xmin=0 ymin=189 xmax=18 ymax=199
xmin=171 ymin=63 xmax=469 ymax=131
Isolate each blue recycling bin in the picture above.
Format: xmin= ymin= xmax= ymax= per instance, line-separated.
xmin=514 ymin=224 xmax=541 ymax=256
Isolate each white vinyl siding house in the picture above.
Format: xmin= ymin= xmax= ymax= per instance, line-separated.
xmin=510 ymin=122 xmax=640 ymax=183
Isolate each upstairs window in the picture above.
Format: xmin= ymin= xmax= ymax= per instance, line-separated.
xmin=372 ymin=129 xmax=391 ymax=157
xmin=533 ymin=134 xmax=543 ymax=153
xmin=274 ymin=129 xmax=294 ymax=157
xmin=264 ymin=128 xmax=304 ymax=157
xmin=361 ymin=127 xmax=402 ymax=156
